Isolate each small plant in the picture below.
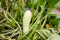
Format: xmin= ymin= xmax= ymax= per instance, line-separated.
xmin=0 ymin=0 xmax=60 ymax=40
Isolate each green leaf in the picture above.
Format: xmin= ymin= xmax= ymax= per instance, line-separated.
xmin=49 ymin=18 xmax=58 ymax=26
xmin=26 ymin=0 xmax=32 ymax=8
xmin=0 ymin=0 xmax=5 ymax=7
xmin=5 ymin=21 xmax=17 ymax=28
xmin=38 ymin=0 xmax=47 ymax=6
xmin=46 ymin=0 xmax=60 ymax=10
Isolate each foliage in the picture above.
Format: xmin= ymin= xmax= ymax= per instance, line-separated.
xmin=0 ymin=0 xmax=60 ymax=40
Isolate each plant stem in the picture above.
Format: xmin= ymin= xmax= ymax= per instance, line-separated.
xmin=40 ymin=11 xmax=50 ymax=30
xmin=7 ymin=13 xmax=22 ymax=36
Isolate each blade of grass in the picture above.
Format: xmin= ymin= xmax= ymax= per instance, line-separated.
xmin=7 ymin=13 xmax=22 ymax=36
